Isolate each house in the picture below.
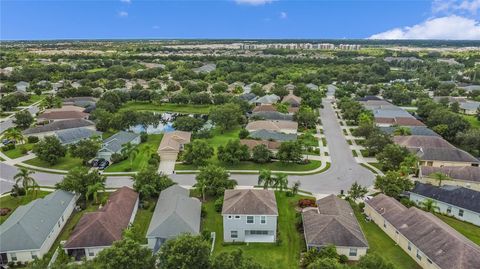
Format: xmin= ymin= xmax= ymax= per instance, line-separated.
xmin=239 ymin=92 xmax=256 ymax=102
xmin=246 ymin=120 xmax=298 ymax=134
xmin=22 ymin=119 xmax=96 ymax=138
xmin=282 ymin=93 xmax=302 ymax=107
xmin=419 ymin=166 xmax=480 ymax=191
xmin=0 ymin=191 xmax=78 ymax=265
xmin=250 ymin=111 xmax=293 ymax=121
xmin=193 ymin=63 xmax=216 ymax=74
xmin=365 ymin=194 xmax=480 ymax=269
xmin=249 ymin=129 xmax=297 ymax=142
xmin=222 ymin=189 xmax=278 ymax=243
xmin=63 ymin=97 xmax=97 ymax=108
xmin=56 ymin=128 xmax=102 ymax=145
xmin=157 ymin=131 xmax=191 ymax=161
xmin=64 ymin=187 xmax=139 ymax=260
xmin=393 ymin=135 xmax=479 ymax=167
xmin=379 ymin=126 xmax=439 ymax=137
xmin=37 ymin=105 xmax=89 ymax=122
xmin=146 ymin=185 xmax=201 ymax=252
xmin=302 ymin=195 xmax=368 ymax=260
xmin=459 ymin=101 xmax=480 ymax=115
xmin=250 ymin=94 xmax=280 ymax=105
xmin=97 ymin=131 xmax=141 ymax=161
xmin=240 ymin=139 xmax=281 ymax=151
xmin=305 ymin=83 xmax=318 ymax=91
xmin=15 ymin=81 xmax=29 ymax=93
xmin=409 ymin=182 xmax=480 ymax=226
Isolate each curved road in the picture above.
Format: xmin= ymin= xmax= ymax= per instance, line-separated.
xmin=0 ymin=96 xmax=375 ymax=195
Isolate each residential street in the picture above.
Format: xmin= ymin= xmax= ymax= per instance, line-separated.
xmin=0 ymin=95 xmax=375 ymax=195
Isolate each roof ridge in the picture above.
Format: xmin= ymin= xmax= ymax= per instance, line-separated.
xmin=251 ymin=189 xmax=277 ymax=214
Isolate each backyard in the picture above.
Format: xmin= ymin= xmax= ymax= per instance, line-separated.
xmin=131 ymin=199 xmax=156 ymax=244
xmin=436 ymin=214 xmax=480 ymax=246
xmin=201 ymin=191 xmax=307 ymax=269
xmin=0 ymin=191 xmax=51 ymax=224
xmin=105 ymin=134 xmax=163 ymax=172
xmin=350 ymin=202 xmax=421 ymax=269
xmin=24 ymin=153 xmax=84 ymax=171
xmin=462 ymin=115 xmax=480 ymax=129
xmin=120 ymin=101 xmax=213 ymax=114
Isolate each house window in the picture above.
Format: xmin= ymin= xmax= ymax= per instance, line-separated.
xmin=11 ymin=253 xmax=17 ymax=261
xmin=31 ymin=252 xmax=37 ymax=260
xmin=408 ymin=242 xmax=412 ymax=251
xmin=416 ymin=250 xmax=422 ymax=260
xmin=228 ymin=216 xmax=232 ymax=219
xmin=235 ymin=216 xmax=240 ymax=219
xmin=260 ymin=216 xmax=266 ymax=224
xmin=231 ymin=231 xmax=238 ymax=238
xmin=249 ymin=230 xmax=269 ymax=235
xmin=349 ymin=248 xmax=357 ymax=257
xmin=247 ymin=216 xmax=254 ymax=224
xmin=459 ymin=209 xmax=464 ymax=217
xmin=88 ymin=250 xmax=95 ymax=257
xmin=447 ymin=207 xmax=452 ymax=214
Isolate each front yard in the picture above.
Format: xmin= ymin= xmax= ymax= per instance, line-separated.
xmin=120 ymin=101 xmax=213 ymax=114
xmin=175 ymin=160 xmax=322 ymax=172
xmin=24 ymin=153 xmax=84 ymax=171
xmin=2 ymin=143 xmax=35 ymax=159
xmin=0 ymin=191 xmax=51 ymax=224
xmin=201 ymin=191 xmax=307 ymax=269
xmin=105 ymin=134 xmax=163 ymax=172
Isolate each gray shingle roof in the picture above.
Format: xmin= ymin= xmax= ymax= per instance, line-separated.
xmin=251 ymin=94 xmax=280 ymax=104
xmin=249 ymin=129 xmax=297 ymax=141
xmin=460 ymin=101 xmax=480 ymax=111
xmin=415 ymin=147 xmax=479 ymax=164
xmin=102 ymin=131 xmax=140 ymax=153
xmin=421 ymin=166 xmax=480 ymax=183
xmin=23 ymin=119 xmax=95 ymax=135
xmin=0 ymin=190 xmax=77 ymax=252
xmin=250 ymin=111 xmax=293 ymax=121
xmin=302 ymin=195 xmax=368 ymax=248
xmin=146 ymin=185 xmax=201 ymax=242
xmin=222 ymin=189 xmax=278 ymax=215
xmin=56 ymin=128 xmax=102 ymax=145
xmin=379 ymin=126 xmax=439 ymax=137
xmin=366 ymin=194 xmax=480 ymax=269
xmin=410 ymin=182 xmax=480 ymax=213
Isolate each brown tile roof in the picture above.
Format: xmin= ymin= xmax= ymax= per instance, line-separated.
xmin=252 ymin=104 xmax=277 ymax=113
xmin=366 ymin=194 xmax=480 ymax=269
xmin=302 ymin=195 xmax=368 ymax=248
xmin=393 ymin=135 xmax=453 ymax=149
xmin=222 ymin=189 xmax=278 ymax=215
xmin=245 ymin=120 xmax=298 ymax=132
xmin=38 ymin=111 xmax=88 ymax=120
xmin=240 ymin=139 xmax=281 ymax=150
xmin=393 ymin=117 xmax=425 ymax=126
xmin=421 ymin=166 xmax=480 ymax=183
xmin=375 ymin=117 xmax=396 ymax=125
xmin=282 ymin=93 xmax=302 ymax=105
xmin=64 ymin=187 xmax=139 ymax=249
xmin=158 ymin=131 xmax=191 ymax=152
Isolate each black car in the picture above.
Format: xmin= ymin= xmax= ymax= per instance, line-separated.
xmin=98 ymin=160 xmax=110 ymax=170
xmin=91 ymin=158 xmax=105 ymax=167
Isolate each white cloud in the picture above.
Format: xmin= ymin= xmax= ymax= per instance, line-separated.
xmin=280 ymin=11 xmax=287 ymax=19
xmin=118 ymin=11 xmax=128 ymax=17
xmin=369 ymin=15 xmax=480 ymax=40
xmin=235 ymin=0 xmax=273 ymax=6
xmin=433 ymin=0 xmax=480 ymax=14
xmin=120 ymin=0 xmax=131 ymax=3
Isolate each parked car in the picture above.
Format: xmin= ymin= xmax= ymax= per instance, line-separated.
xmin=91 ymin=158 xmax=105 ymax=167
xmin=2 ymin=139 xmax=15 ymax=145
xmin=98 ymin=160 xmax=110 ymax=170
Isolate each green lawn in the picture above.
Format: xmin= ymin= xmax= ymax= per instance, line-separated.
xmin=105 ymin=134 xmax=163 ymax=172
xmin=2 ymin=143 xmax=35 ymax=159
xmin=436 ymin=214 xmax=480 ymax=245
xmin=18 ymin=94 xmax=46 ymax=106
xmin=351 ymin=202 xmax=421 ymax=269
xmin=24 ymin=154 xmax=84 ymax=171
xmin=462 ymin=115 xmax=480 ymax=129
xmin=202 ymin=192 xmax=307 ymax=269
xmin=0 ymin=191 xmax=51 ymax=224
xmin=120 ymin=101 xmax=213 ymax=114
xmin=298 ymin=131 xmax=318 ymax=147
xmin=176 ymin=160 xmax=322 ymax=172
xmin=86 ymin=67 xmax=107 ymax=73
xmin=132 ymin=199 xmax=156 ymax=244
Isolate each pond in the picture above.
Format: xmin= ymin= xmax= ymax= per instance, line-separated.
xmin=129 ymin=112 xmax=208 ymax=134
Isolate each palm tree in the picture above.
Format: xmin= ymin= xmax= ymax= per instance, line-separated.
xmin=400 ymin=155 xmax=420 ymax=176
xmin=86 ymin=182 xmax=106 ymax=204
xmin=4 ymin=128 xmax=24 ymax=144
xmin=291 ymin=181 xmax=301 ymax=196
xmin=258 ymin=169 xmax=274 ymax=189
xmin=274 ymin=173 xmax=289 ymax=192
xmin=13 ymin=168 xmax=36 ymax=195
xmin=421 ymin=199 xmax=440 ymax=213
xmin=430 ymin=172 xmax=450 ymax=187
xmin=393 ymin=126 xmax=412 ymax=136
xmin=195 ymin=177 xmax=207 ymax=202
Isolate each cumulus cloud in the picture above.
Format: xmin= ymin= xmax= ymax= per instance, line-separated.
xmin=235 ymin=0 xmax=274 ymax=6
xmin=120 ymin=0 xmax=131 ymax=3
xmin=433 ymin=0 xmax=480 ymax=14
xmin=369 ymin=15 xmax=480 ymax=40
xmin=118 ymin=11 xmax=128 ymax=17
xmin=280 ymin=11 xmax=287 ymax=19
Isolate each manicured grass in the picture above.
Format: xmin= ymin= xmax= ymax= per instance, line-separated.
xmin=24 ymin=154 xmax=84 ymax=171
xmin=352 ymin=150 xmax=358 ymax=157
xmin=2 ymin=143 xmax=35 ymax=159
xmin=298 ymin=131 xmax=318 ymax=147
xmin=436 ymin=214 xmax=480 ymax=245
xmin=105 ymin=134 xmax=163 ymax=172
xmin=176 ymin=160 xmax=322 ymax=172
xmin=132 ymin=199 xmax=156 ymax=244
xmin=208 ymin=128 xmax=241 ymax=149
xmin=368 ymin=162 xmax=384 ymax=171
xmin=202 ymin=192 xmax=307 ymax=269
xmin=321 ymin=137 xmax=327 ymax=146
xmin=0 ymin=191 xmax=51 ymax=224
xmin=360 ymin=163 xmax=378 ymax=174
xmin=18 ymin=94 xmax=46 ymax=106
xmin=463 ymin=115 xmax=480 ymax=129
xmin=351 ymin=202 xmax=421 ymax=269
xmin=120 ymin=101 xmax=213 ymax=114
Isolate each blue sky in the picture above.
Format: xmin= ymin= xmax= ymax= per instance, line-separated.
xmin=1 ymin=0 xmax=479 ymax=40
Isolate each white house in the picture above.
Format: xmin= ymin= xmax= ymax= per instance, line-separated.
xmin=96 ymin=131 xmax=141 ymax=161
xmin=409 ymin=182 xmax=480 ymax=226
xmin=0 ymin=191 xmax=78 ymax=265
xmin=222 ymin=189 xmax=278 ymax=243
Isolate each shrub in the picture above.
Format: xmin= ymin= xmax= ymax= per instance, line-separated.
xmin=339 ymin=255 xmax=349 ymax=264
xmin=19 ymin=146 xmax=28 ymax=154
xmin=194 ymin=129 xmax=212 ymax=139
xmin=358 ymin=202 xmax=365 ymax=210
xmin=2 ymin=143 xmax=15 ymax=151
xmin=214 ymin=196 xmax=224 ymax=212
xmin=298 ymin=198 xmax=316 ymax=208
xmin=140 ymin=132 xmax=148 ymax=143
xmin=238 ymin=129 xmax=249 ymax=139
xmin=111 ymin=152 xmax=127 ymax=163
xmin=201 ymin=230 xmax=211 ymax=241
xmin=0 ymin=208 xmax=12 ymax=216
xmin=27 ymin=136 xmax=39 ymax=143
xmin=148 ymin=153 xmax=160 ymax=166
xmin=201 ymin=204 xmax=207 ymax=218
